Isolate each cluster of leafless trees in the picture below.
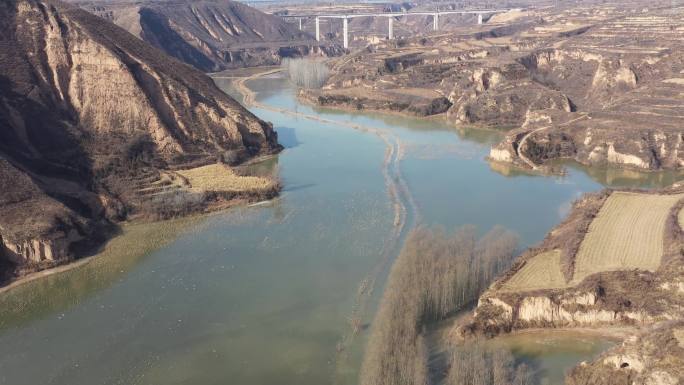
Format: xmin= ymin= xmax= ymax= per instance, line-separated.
xmin=282 ymin=58 xmax=330 ymax=89
xmin=448 ymin=343 xmax=533 ymax=385
xmin=360 ymin=226 xmax=519 ymax=385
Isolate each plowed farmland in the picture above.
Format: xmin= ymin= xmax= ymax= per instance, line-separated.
xmin=501 ymin=250 xmax=568 ymax=292
xmin=571 ymin=192 xmax=684 ymax=284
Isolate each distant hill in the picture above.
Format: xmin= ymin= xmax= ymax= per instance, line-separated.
xmin=77 ymin=0 xmax=342 ymax=71
xmin=0 ymin=0 xmax=281 ymax=281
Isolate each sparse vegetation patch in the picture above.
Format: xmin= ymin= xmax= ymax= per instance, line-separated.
xmin=176 ymin=163 xmax=276 ymax=194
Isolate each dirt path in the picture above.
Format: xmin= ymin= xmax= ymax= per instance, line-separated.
xmin=227 ymin=69 xmax=421 ymax=383
xmin=516 ymin=113 xmax=589 ymax=170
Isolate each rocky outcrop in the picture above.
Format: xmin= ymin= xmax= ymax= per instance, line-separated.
xmin=83 ymin=0 xmax=343 ymax=71
xmin=0 ymin=0 xmax=281 ymax=282
xmin=566 ymin=322 xmax=684 ymax=385
xmin=455 ymin=185 xmax=684 ymax=382
xmin=469 ymin=269 xmax=682 ymax=337
xmin=459 ymin=186 xmax=684 ymax=338
xmin=313 ymin=6 xmax=684 ymax=171
xmin=493 ymin=121 xmax=684 ymax=171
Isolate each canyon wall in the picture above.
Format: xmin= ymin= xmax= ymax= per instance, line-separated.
xmin=0 ymin=0 xmax=281 ymax=280
xmin=83 ymin=0 xmax=343 ymax=71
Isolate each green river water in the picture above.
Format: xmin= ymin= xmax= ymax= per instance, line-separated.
xmin=0 ymin=74 xmax=680 ymax=385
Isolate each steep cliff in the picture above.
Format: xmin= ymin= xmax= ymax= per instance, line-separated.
xmin=0 ymin=0 xmax=281 ymax=282
xmin=81 ymin=0 xmax=343 ymax=71
xmin=490 ymin=44 xmax=684 ymax=171
xmin=309 ymin=5 xmax=684 ymax=171
xmin=459 ymin=187 xmax=684 ymax=337
xmin=455 ymin=185 xmax=684 ymax=383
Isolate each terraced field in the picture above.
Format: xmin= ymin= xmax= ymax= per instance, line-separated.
xmin=177 ymin=164 xmax=275 ymax=193
xmin=500 ymin=250 xmax=568 ymax=292
xmin=571 ymin=192 xmax=684 ymax=284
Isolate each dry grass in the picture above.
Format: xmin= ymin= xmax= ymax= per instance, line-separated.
xmin=571 ymin=192 xmax=684 ymax=284
xmin=675 ymin=328 xmax=684 ymax=349
xmin=488 ymin=9 xmax=529 ymax=24
xmin=500 ymin=250 xmax=568 ymax=292
xmin=678 ymin=206 xmax=684 ymax=231
xmin=663 ymin=78 xmax=684 ymax=85
xmin=176 ymin=163 xmax=275 ymax=193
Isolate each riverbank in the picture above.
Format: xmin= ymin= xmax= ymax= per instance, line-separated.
xmin=0 ymin=159 xmax=281 ymax=292
xmin=301 ymin=2 xmax=684 ymax=173
xmin=2 ymin=56 xmax=674 ymax=385
xmin=458 ymin=183 xmax=684 ymax=383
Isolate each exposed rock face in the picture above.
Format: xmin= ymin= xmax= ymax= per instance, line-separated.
xmin=566 ymin=322 xmax=684 ymax=385
xmin=0 ymin=159 xmax=90 ymax=268
xmin=471 ymin=269 xmax=682 ymax=337
xmin=80 ymin=0 xmax=343 ymax=71
xmin=0 ymin=0 xmax=281 ymax=281
xmin=457 ymin=186 xmax=684 ymax=383
xmin=310 ymin=4 xmax=684 ymax=171
xmin=491 ymin=43 xmax=684 ymax=171
xmin=460 ymin=187 xmax=684 ymax=337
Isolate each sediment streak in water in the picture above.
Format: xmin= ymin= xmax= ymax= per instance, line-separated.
xmin=231 ymin=70 xmax=420 ymax=383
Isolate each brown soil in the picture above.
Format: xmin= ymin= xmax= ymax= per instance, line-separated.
xmin=456 ymin=183 xmax=684 ymax=383
xmin=77 ymin=0 xmax=344 ymax=71
xmin=302 ymin=1 xmax=684 ymax=171
xmin=0 ymin=0 xmax=282 ymax=286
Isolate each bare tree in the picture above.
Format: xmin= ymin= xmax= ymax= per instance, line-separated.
xmin=282 ymin=58 xmax=330 ymax=89
xmin=360 ymin=226 xmax=519 ymax=385
xmin=447 ymin=343 xmax=528 ymax=385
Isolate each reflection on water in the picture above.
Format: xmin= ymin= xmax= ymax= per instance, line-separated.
xmin=0 ymin=218 xmax=200 ymax=332
xmin=0 ymin=73 xmax=674 ymax=385
xmin=489 ymin=157 xmax=683 ymax=189
xmin=563 ymin=161 xmax=684 ymax=188
xmin=484 ymin=331 xmax=618 ymax=385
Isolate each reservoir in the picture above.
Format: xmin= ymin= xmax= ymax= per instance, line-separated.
xmin=0 ymin=74 xmax=678 ymax=385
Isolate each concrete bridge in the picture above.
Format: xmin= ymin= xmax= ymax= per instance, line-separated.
xmin=282 ymin=9 xmax=514 ymax=48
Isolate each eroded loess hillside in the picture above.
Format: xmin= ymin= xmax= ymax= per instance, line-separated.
xmin=0 ymin=0 xmax=281 ymax=283
xmin=457 ymin=184 xmax=684 ymax=384
xmin=304 ymin=2 xmax=684 ymax=171
xmin=565 ymin=321 xmax=684 ymax=385
xmin=79 ymin=0 xmax=343 ymax=71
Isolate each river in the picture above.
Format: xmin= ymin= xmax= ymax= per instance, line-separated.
xmin=0 ymin=73 xmax=679 ymax=385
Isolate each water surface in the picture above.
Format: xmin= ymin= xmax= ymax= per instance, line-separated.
xmin=0 ymin=74 xmax=677 ymax=385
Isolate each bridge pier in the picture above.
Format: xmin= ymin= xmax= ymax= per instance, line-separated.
xmin=343 ymin=16 xmax=348 ymax=48
xmin=284 ymin=9 xmax=510 ymax=45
